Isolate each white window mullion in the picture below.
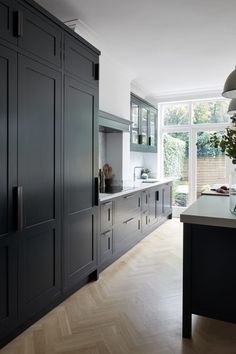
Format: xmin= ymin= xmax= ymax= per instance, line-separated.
xmin=158 ymin=99 xmax=230 ymax=209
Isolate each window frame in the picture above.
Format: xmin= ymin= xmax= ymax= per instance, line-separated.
xmin=158 ymin=98 xmax=230 ymax=214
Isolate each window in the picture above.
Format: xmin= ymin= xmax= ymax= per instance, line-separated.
xmin=159 ymin=98 xmax=230 ymax=214
xmin=163 ymin=103 xmax=189 ymax=125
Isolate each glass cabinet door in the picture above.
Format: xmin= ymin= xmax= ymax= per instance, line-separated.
xmin=131 ymin=102 xmax=139 ymax=145
xmin=141 ymin=107 xmax=148 ymax=145
xmin=130 ymin=94 xmax=157 ymax=152
xmin=149 ymin=109 xmax=156 ymax=147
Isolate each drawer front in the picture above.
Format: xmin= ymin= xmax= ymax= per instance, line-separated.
xmin=100 ymin=230 xmax=113 ymax=264
xmin=65 ymin=35 xmax=98 ymax=84
xmin=141 ymin=190 xmax=149 ymax=211
xmin=18 ymin=4 xmax=62 ymax=66
xmin=100 ymin=201 xmax=113 ymax=232
xmin=114 ymin=215 xmax=141 ymax=254
xmin=115 ymin=192 xmax=141 ymax=223
xmin=142 ymin=210 xmax=149 ymax=231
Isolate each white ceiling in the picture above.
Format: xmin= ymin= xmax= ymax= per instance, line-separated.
xmin=35 ymin=0 xmax=236 ymax=99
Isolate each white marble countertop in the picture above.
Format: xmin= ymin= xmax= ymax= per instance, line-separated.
xmin=180 ymin=195 xmax=236 ymax=228
xmin=99 ymin=178 xmax=173 ymax=202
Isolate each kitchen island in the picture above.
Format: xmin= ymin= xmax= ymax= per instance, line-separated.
xmin=180 ymin=196 xmax=236 ymax=338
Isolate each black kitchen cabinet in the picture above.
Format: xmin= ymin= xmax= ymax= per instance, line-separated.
xmin=64 ymin=34 xmax=99 ymax=84
xmin=115 ymin=192 xmax=141 ymax=224
xmin=0 ymin=45 xmax=17 ymax=339
xmin=100 ymin=230 xmax=113 ymax=264
xmin=17 ymin=56 xmax=62 ymax=319
xmin=100 ymin=201 xmax=113 ymax=233
xmin=162 ymin=183 xmax=172 ymax=216
xmin=0 ymin=0 xmax=100 ymax=348
xmin=114 ymin=215 xmax=141 ymax=255
xmin=149 ymin=188 xmax=159 ymax=225
xmin=130 ymin=93 xmax=157 ymax=153
xmin=141 ymin=190 xmax=149 ymax=210
xmin=17 ymin=2 xmax=62 ymax=67
xmin=63 ymin=75 xmax=98 ymax=291
xmin=0 ymin=0 xmax=17 ymax=44
xmin=99 ymin=201 xmax=113 ymax=267
xmin=99 ymin=182 xmax=172 ymax=271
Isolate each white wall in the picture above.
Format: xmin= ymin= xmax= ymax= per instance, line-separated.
xmin=76 ymin=22 xmax=158 ymax=183
xmin=76 ymin=22 xmax=132 ymax=183
xmin=129 ymin=152 xmax=158 ymax=180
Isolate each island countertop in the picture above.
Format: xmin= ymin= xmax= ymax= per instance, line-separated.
xmin=180 ymin=195 xmax=236 ymax=229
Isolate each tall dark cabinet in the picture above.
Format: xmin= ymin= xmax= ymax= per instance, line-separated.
xmin=64 ymin=76 xmax=98 ymax=290
xmin=17 ymin=56 xmax=62 ymax=319
xmin=0 ymin=0 xmax=99 ymax=348
xmin=0 ymin=44 xmax=18 ymax=341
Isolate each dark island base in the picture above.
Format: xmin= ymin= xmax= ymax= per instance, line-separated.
xmin=183 ymin=223 xmax=236 ymax=338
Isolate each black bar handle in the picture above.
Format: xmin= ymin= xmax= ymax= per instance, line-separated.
xmin=138 ymin=134 xmax=143 ymax=145
xmin=17 ymin=186 xmax=23 ymax=232
xmin=17 ymin=11 xmax=23 ymax=37
xmin=148 ymin=137 xmax=152 ymax=146
xmin=94 ymin=177 xmax=99 ymax=206
xmin=123 ymin=217 xmax=134 ymax=225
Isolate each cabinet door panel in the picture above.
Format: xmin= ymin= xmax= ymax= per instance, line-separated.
xmin=18 ymin=4 xmax=62 ymax=66
xmin=149 ymin=189 xmax=158 ymax=225
xmin=114 ymin=215 xmax=141 ymax=255
xmin=100 ymin=230 xmax=113 ymax=264
xmin=64 ymin=76 xmax=98 ymax=290
xmin=65 ymin=78 xmax=94 ymax=213
xmin=0 ymin=0 xmax=17 ymax=44
xmin=141 ymin=190 xmax=149 ymax=211
xmin=0 ymin=45 xmax=17 ymax=340
xmin=163 ymin=184 xmax=172 ymax=215
xmin=64 ymin=210 xmax=96 ymax=289
xmin=18 ymin=56 xmax=61 ymax=319
xmin=100 ymin=201 xmax=113 ymax=232
xmin=115 ymin=193 xmax=141 ymax=224
xmin=0 ymin=238 xmax=17 ymax=336
xmin=65 ymin=35 xmax=98 ymax=84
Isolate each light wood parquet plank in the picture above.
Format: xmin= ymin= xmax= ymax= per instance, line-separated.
xmin=1 ymin=219 xmax=236 ymax=354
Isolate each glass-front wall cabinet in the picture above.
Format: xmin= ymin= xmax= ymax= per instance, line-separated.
xmin=131 ymin=94 xmax=157 ymax=152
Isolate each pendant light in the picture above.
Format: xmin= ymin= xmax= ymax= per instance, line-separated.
xmin=228 ymin=99 xmax=236 ymax=115
xmin=222 ymin=67 xmax=236 ymax=98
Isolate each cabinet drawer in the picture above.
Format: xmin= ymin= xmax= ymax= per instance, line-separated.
xmin=100 ymin=230 xmax=113 ymax=264
xmin=100 ymin=201 xmax=113 ymax=232
xmin=114 ymin=215 xmax=141 ymax=254
xmin=18 ymin=4 xmax=62 ymax=66
xmin=115 ymin=193 xmax=141 ymax=223
xmin=65 ymin=35 xmax=98 ymax=83
xmin=141 ymin=190 xmax=149 ymax=211
xmin=142 ymin=210 xmax=149 ymax=231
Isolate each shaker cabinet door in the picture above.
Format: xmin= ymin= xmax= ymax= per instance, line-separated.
xmin=63 ymin=76 xmax=98 ymax=290
xmin=0 ymin=45 xmax=17 ymax=340
xmin=17 ymin=56 xmax=62 ymax=320
xmin=18 ymin=4 xmax=62 ymax=67
xmin=0 ymin=0 xmax=17 ymax=44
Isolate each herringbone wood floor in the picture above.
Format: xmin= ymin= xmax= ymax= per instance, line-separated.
xmin=1 ymin=219 xmax=236 ymax=354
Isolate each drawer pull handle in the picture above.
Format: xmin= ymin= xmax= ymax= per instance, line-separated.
xmin=102 ymin=230 xmax=111 ymax=236
xmin=123 ymin=217 xmax=134 ymax=224
xmin=124 ymin=194 xmax=135 ymax=199
xmin=103 ymin=201 xmax=112 ymax=206
xmin=17 ymin=11 xmax=23 ymax=37
xmin=108 ymin=237 xmax=111 ymax=250
xmin=94 ymin=177 xmax=99 ymax=206
xmin=16 ymin=186 xmax=23 ymax=232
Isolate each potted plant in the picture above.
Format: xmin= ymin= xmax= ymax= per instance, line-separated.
xmin=203 ymin=115 xmax=236 ymax=214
